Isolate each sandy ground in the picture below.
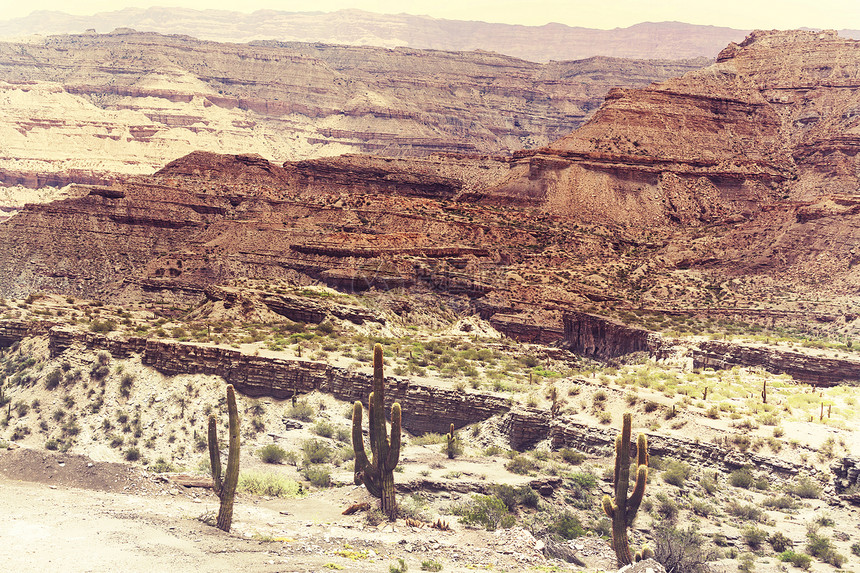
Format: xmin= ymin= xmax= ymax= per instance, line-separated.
xmin=0 ymin=446 xmax=610 ymax=573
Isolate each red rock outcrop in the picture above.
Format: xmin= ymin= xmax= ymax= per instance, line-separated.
xmin=475 ymin=30 xmax=860 ymax=230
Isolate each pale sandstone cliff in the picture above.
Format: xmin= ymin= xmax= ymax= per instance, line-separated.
xmin=0 ymin=30 xmax=706 ymax=189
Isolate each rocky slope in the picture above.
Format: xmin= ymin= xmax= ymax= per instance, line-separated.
xmin=0 ymin=8 xmax=753 ymax=62
xmin=3 ymin=30 xmax=860 ymax=335
xmin=0 ymin=30 xmax=707 ymax=189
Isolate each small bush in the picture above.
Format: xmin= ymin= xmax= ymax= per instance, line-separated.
xmin=420 ymin=559 xmax=442 ymax=572
xmin=778 ymin=550 xmax=811 ymax=570
xmin=124 ymin=447 xmax=141 ymax=461
xmin=546 ymin=509 xmax=586 ymax=540
xmin=148 ymin=457 xmax=177 ymax=473
xmin=45 ymin=369 xmax=63 ymax=390
xmin=312 ymin=420 xmax=335 ymax=439
xmin=259 ymin=443 xmax=288 ymax=464
xmin=769 ymin=532 xmax=793 ymax=553
xmin=491 ymin=484 xmax=540 ymax=511
xmin=286 ymin=400 xmax=315 ymax=422
xmin=690 ymin=497 xmax=715 ymax=517
xmin=700 ymin=473 xmax=718 ymax=495
xmin=558 ymin=448 xmax=586 ymax=465
xmin=761 ymin=495 xmax=798 ymax=510
xmin=742 ymin=526 xmax=768 ymax=549
xmin=654 ymin=492 xmax=678 ymax=522
xmin=726 ymin=501 xmax=766 ymax=522
xmin=239 ymin=471 xmax=303 ymax=497
xmin=302 ymin=465 xmax=332 ymax=488
xmin=729 ymin=467 xmax=754 ymax=489
xmin=301 ymin=439 xmax=332 ymax=465
xmin=45 ymin=438 xmax=59 ymax=450
xmin=505 ymin=454 xmax=538 ymax=475
xmin=653 ymin=525 xmax=718 ymax=573
xmin=662 ymin=459 xmax=692 ymax=487
xmin=89 ymin=319 xmax=117 ymax=333
xmin=806 ymin=529 xmax=846 ymax=567
xmin=452 ymin=494 xmax=515 ymax=531
xmin=785 ymin=476 xmax=821 ymax=499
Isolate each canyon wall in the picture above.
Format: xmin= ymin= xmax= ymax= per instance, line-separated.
xmin=0 ymin=30 xmax=707 ymax=188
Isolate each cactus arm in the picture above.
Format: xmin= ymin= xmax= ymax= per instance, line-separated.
xmin=352 ymin=401 xmax=373 ymax=484
xmin=367 ymin=392 xmax=379 ymax=463
xmin=637 ymin=433 xmax=649 ymax=468
xmin=385 ymin=403 xmax=401 ymax=471
xmin=626 ymin=465 xmax=648 ymax=527
xmin=207 ymin=414 xmax=222 ymax=496
xmin=216 ymin=384 xmax=240 ymax=532
xmin=602 ymin=495 xmax=615 ymax=518
xmin=371 ymin=345 xmax=389 ymax=467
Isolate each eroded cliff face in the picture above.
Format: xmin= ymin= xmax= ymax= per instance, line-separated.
xmin=4 ymin=31 xmax=860 ymax=322
xmin=479 ymin=30 xmax=860 ymax=230
xmin=0 ymin=30 xmax=707 ymax=189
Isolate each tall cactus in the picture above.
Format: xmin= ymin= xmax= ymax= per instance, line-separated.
xmin=207 ymin=384 xmax=240 ymax=532
xmin=352 ymin=343 xmax=401 ymax=520
xmin=601 ymin=412 xmax=649 ymax=566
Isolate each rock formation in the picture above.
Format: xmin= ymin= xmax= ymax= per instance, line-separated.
xmin=0 ymin=30 xmax=706 ymax=189
xmin=0 ymin=8 xmax=751 ymax=62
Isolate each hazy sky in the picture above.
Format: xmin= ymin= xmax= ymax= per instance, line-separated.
xmin=5 ymin=0 xmax=860 ymax=30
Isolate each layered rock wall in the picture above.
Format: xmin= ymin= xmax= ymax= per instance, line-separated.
xmin=41 ymin=325 xmax=511 ymax=435
xmin=563 ymin=311 xmax=660 ymax=359
xmin=691 ymin=341 xmax=860 ymax=386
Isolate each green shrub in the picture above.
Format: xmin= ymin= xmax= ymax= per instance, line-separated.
xmin=726 ymin=501 xmax=766 ymax=522
xmin=662 ymin=460 xmax=692 ymax=487
xmin=45 ymin=369 xmax=62 ymax=390
xmin=124 ymin=447 xmax=140 ymax=461
xmin=761 ymin=495 xmax=798 ymax=510
xmin=259 ymin=443 xmax=288 ymax=464
xmin=452 ymin=495 xmax=515 ymax=531
xmin=89 ymin=319 xmax=116 ymax=333
xmin=778 ymin=550 xmax=811 ymax=570
xmin=769 ymin=532 xmax=793 ymax=553
xmin=742 ymin=526 xmax=768 ymax=549
xmin=806 ymin=529 xmax=845 ymax=567
xmin=148 ymin=457 xmax=177 ymax=473
xmin=420 ymin=559 xmax=442 ymax=572
xmin=239 ymin=471 xmax=303 ymax=497
xmin=505 ymin=454 xmax=538 ymax=475
xmin=653 ymin=525 xmax=717 ymax=573
xmin=729 ymin=467 xmax=754 ymax=489
xmin=302 ymin=465 xmax=331 ymax=488
xmin=654 ymin=492 xmax=679 ymax=522
xmin=311 ymin=420 xmax=335 ymax=438
xmin=389 ymin=557 xmax=407 ymax=573
xmin=852 ymin=542 xmax=860 ymax=557
xmin=700 ymin=473 xmax=718 ymax=495
xmin=558 ymin=448 xmax=586 ymax=465
xmin=785 ymin=476 xmax=821 ymax=499
xmin=547 ymin=509 xmax=586 ymax=540
xmin=45 ymin=438 xmax=59 ymax=450
xmin=286 ymin=400 xmax=315 ymax=422
xmin=301 ymin=439 xmax=333 ymax=465
xmin=491 ymin=484 xmax=539 ymax=511
xmin=690 ymin=497 xmax=715 ymax=517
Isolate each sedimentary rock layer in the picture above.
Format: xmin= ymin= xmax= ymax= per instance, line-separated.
xmin=0 ymin=30 xmax=707 ymax=188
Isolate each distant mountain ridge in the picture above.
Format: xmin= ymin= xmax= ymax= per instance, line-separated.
xmin=0 ymin=7 xmax=760 ymax=61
